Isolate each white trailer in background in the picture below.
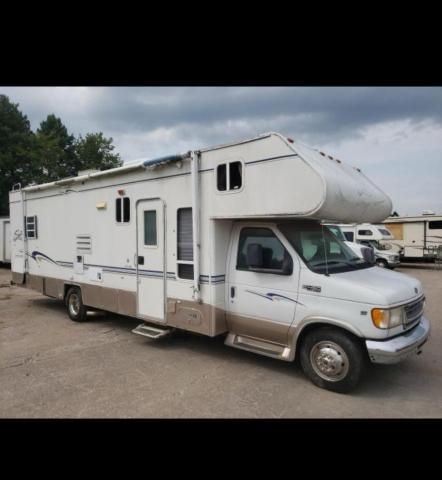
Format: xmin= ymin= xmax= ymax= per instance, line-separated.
xmin=383 ymin=214 xmax=442 ymax=260
xmin=0 ymin=217 xmax=11 ymax=264
xmin=9 ymin=132 xmax=430 ymax=393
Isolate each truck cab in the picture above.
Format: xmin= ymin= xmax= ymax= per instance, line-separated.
xmin=225 ymin=219 xmax=429 ymax=393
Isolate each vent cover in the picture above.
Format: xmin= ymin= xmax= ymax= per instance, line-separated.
xmin=76 ymin=235 xmax=92 ymax=254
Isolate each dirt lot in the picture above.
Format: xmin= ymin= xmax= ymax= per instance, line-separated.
xmin=1 ymin=265 xmax=441 ymax=418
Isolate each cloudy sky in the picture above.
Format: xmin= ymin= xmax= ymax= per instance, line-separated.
xmin=2 ymin=86 xmax=441 ymax=215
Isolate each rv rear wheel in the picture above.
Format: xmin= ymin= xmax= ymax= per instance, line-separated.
xmin=66 ymin=287 xmax=88 ymax=322
xmin=299 ymin=327 xmax=365 ymax=394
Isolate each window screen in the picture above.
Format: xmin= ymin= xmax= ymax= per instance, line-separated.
xmin=144 ymin=210 xmax=157 ymax=246
xmin=429 ymin=221 xmax=442 ymax=230
xmin=177 ymin=208 xmax=194 ymax=279
xmin=237 ymin=227 xmax=289 ymax=272
xmin=24 ymin=216 xmax=38 ymax=239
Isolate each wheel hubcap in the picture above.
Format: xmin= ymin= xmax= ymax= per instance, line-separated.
xmin=69 ymin=293 xmax=80 ymax=316
xmin=310 ymin=341 xmax=349 ymax=382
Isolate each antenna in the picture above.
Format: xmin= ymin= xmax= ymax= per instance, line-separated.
xmin=321 ymin=223 xmax=330 ymax=276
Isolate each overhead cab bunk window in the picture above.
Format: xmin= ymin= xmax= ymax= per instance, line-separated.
xmin=24 ymin=216 xmax=38 ymax=239
xmin=216 ymin=161 xmax=243 ymax=192
xmin=177 ymin=208 xmax=194 ymax=280
xmin=116 ymin=197 xmax=130 ymax=223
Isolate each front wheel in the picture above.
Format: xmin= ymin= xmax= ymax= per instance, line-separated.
xmin=299 ymin=327 xmax=365 ymax=393
xmin=66 ymin=287 xmax=88 ymax=322
xmin=376 ymin=259 xmax=388 ymax=268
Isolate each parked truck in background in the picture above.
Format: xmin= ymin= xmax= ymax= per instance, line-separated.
xmin=0 ymin=217 xmax=11 ymax=264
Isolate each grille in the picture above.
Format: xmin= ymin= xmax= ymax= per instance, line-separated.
xmin=76 ymin=235 xmax=92 ymax=254
xmin=404 ymin=297 xmax=424 ymax=326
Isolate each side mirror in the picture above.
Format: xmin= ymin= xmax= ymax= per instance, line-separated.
xmin=247 ymin=243 xmax=263 ymax=268
xmin=361 ymin=246 xmax=375 ymax=265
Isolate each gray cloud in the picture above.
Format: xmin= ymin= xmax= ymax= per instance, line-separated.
xmin=1 ymin=86 xmax=441 ymax=215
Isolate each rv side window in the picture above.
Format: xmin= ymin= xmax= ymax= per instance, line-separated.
xmin=217 ymin=164 xmax=227 ymax=191
xmin=343 ymin=231 xmax=354 ymax=241
xmin=358 ymin=229 xmax=372 ymax=236
xmin=116 ymin=197 xmax=130 ymax=224
xmin=229 ymin=161 xmax=242 ymax=190
xmin=429 ymin=221 xmax=442 ymax=229
xmin=217 ymin=161 xmax=243 ymax=192
xmin=144 ymin=210 xmax=157 ymax=246
xmin=236 ymin=227 xmax=291 ymax=274
xmin=177 ymin=208 xmax=194 ymax=280
xmin=24 ymin=216 xmax=38 ymax=239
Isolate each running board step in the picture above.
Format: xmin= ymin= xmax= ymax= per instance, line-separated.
xmin=132 ymin=323 xmax=172 ymax=339
xmin=225 ymin=332 xmax=292 ymax=361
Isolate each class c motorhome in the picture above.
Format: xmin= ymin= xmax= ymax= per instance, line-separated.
xmin=9 ymin=132 xmax=430 ymax=393
xmin=383 ymin=214 xmax=442 ymax=260
xmin=0 ymin=217 xmax=11 ymax=264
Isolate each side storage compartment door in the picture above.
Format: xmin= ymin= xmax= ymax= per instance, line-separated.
xmin=136 ymin=199 xmax=166 ymax=321
xmin=226 ymin=224 xmax=299 ymax=345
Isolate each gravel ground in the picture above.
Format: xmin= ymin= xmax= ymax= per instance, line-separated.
xmin=0 ymin=264 xmax=441 ymax=418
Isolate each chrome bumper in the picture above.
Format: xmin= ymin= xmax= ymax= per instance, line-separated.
xmin=366 ymin=316 xmax=430 ymax=364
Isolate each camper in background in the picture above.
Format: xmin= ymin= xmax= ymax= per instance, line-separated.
xmin=0 ymin=217 xmax=11 ymax=265
xmin=9 ymin=133 xmax=430 ymax=393
xmin=338 ymin=224 xmax=400 ymax=269
xmin=383 ymin=213 xmax=442 ymax=260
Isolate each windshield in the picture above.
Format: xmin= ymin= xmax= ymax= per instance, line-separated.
xmin=325 ymin=225 xmax=346 ymax=241
xmin=279 ymin=221 xmax=373 ymax=274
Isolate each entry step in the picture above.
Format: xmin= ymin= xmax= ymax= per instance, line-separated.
xmin=132 ymin=323 xmax=172 ymax=339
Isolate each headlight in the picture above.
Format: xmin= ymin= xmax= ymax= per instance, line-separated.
xmin=371 ymin=306 xmax=404 ymax=329
xmin=389 ymin=255 xmax=397 ymax=261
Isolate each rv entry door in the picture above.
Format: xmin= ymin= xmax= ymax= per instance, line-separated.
xmin=136 ymin=199 xmax=166 ymax=322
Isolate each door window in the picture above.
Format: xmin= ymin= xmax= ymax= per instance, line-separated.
xmin=236 ymin=227 xmax=292 ymax=274
xmin=144 ymin=210 xmax=157 ymax=246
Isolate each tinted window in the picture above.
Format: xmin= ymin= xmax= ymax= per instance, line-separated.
xmin=230 ymin=161 xmax=242 ymax=190
xmin=116 ymin=198 xmax=122 ymax=222
xmin=429 ymin=221 xmax=442 ymax=229
xmin=237 ymin=227 xmax=290 ymax=272
xmin=217 ymin=164 xmax=227 ymax=191
xmin=343 ymin=231 xmax=354 ymax=241
xmin=378 ymin=228 xmax=391 ymax=236
xmin=123 ymin=197 xmax=130 ymax=222
xmin=358 ymin=229 xmax=372 ymax=236
xmin=144 ymin=210 xmax=157 ymax=246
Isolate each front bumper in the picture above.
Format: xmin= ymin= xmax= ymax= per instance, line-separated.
xmin=366 ymin=316 xmax=430 ymax=364
xmin=387 ymin=259 xmax=401 ymax=267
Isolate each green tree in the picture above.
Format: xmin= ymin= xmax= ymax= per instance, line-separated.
xmin=0 ymin=95 xmax=38 ymax=216
xmin=74 ymin=132 xmax=122 ymax=172
xmin=36 ymin=114 xmax=77 ymax=181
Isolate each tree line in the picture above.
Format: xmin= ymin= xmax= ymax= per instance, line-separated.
xmin=0 ymin=94 xmax=122 ymax=216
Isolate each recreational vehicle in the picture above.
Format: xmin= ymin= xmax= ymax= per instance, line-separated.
xmin=9 ymin=133 xmax=430 ymax=393
xmin=323 ymin=224 xmax=374 ymax=261
xmin=383 ymin=214 xmax=442 ymax=260
xmin=339 ymin=224 xmax=400 ymax=269
xmin=0 ymin=217 xmax=11 ymax=264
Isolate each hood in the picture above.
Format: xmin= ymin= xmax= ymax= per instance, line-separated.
xmin=301 ymin=266 xmax=423 ymax=306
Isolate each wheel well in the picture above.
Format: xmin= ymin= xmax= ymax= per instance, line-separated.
xmin=294 ymin=322 xmax=366 ymax=361
xmin=63 ymin=283 xmax=80 ymax=301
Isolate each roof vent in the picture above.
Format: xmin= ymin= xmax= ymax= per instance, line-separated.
xmin=422 ymin=210 xmax=435 ymax=215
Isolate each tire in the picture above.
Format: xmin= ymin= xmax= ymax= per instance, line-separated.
xmin=66 ymin=287 xmax=88 ymax=322
xmin=376 ymin=259 xmax=388 ymax=268
xmin=299 ymin=327 xmax=365 ymax=394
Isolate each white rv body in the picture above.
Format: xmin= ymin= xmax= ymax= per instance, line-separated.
xmin=383 ymin=215 xmax=442 ymax=259
xmin=0 ymin=217 xmax=11 ymax=264
xmin=9 ymin=132 xmax=429 ymax=392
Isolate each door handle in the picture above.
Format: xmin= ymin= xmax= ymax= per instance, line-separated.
xmin=230 ymin=286 xmax=236 ymax=298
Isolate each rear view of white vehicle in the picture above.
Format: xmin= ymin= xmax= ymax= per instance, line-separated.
xmin=9 ymin=133 xmax=430 ymax=393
